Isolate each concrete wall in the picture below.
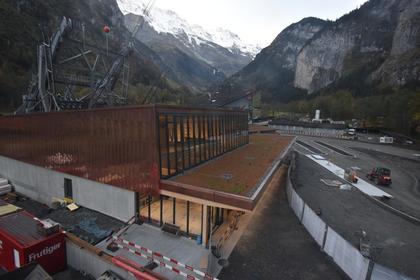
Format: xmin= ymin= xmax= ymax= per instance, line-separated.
xmin=0 ymin=155 xmax=136 ymax=222
xmin=66 ymin=240 xmax=136 ymax=279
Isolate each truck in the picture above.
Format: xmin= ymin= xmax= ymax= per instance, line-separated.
xmin=366 ymin=167 xmax=392 ymax=186
xmin=345 ymin=128 xmax=357 ymax=140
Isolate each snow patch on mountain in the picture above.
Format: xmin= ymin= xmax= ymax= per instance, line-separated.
xmin=117 ymin=0 xmax=261 ymax=56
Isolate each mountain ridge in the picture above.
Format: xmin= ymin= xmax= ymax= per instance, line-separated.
xmin=216 ymin=0 xmax=419 ymax=104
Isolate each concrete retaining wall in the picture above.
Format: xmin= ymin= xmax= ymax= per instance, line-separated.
xmin=287 ymin=166 xmax=413 ymax=280
xmin=323 ymin=227 xmax=369 ymax=280
xmin=301 ymin=205 xmax=326 ymax=247
xmin=0 ymin=155 xmax=136 ymax=222
xmin=66 ymin=240 xmax=135 ymax=279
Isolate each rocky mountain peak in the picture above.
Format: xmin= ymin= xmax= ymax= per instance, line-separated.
xmin=116 ymin=0 xmax=261 ymax=57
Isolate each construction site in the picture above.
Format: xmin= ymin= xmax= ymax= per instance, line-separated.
xmin=1 ymin=1 xmax=420 ymax=280
xmin=0 ymin=18 xmax=295 ymax=275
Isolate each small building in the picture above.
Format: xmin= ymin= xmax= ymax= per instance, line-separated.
xmin=0 ymin=211 xmax=66 ymax=274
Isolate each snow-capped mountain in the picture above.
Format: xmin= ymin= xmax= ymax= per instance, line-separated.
xmin=117 ymin=0 xmax=261 ymax=57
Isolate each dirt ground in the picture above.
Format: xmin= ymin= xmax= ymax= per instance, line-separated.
xmin=172 ymin=134 xmax=293 ymax=196
xmin=219 ymin=166 xmax=345 ymax=280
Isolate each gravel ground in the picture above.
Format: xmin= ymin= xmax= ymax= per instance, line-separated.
xmin=292 ymin=153 xmax=420 ymax=278
xmin=295 ymin=136 xmax=420 ymax=220
xmin=219 ymin=166 xmax=345 ymax=280
xmin=349 ymin=146 xmax=420 ymax=220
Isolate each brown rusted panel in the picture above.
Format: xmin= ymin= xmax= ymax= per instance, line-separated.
xmin=156 ymin=104 xmax=246 ymax=115
xmin=0 ymin=106 xmax=159 ymax=194
xmin=160 ymin=180 xmax=216 ymax=201
xmin=160 ymin=180 xmax=254 ymax=210
xmin=213 ymin=192 xmax=253 ymax=210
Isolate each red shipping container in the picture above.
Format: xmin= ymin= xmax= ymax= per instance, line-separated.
xmin=0 ymin=211 xmax=66 ymax=274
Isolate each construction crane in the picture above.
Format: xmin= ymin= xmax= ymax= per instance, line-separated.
xmin=16 ymin=1 xmax=156 ymax=114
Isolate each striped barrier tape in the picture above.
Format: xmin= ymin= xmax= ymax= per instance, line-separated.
xmin=112 ymin=236 xmax=218 ymax=280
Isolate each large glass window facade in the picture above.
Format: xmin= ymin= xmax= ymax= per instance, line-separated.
xmin=139 ymin=195 xmax=204 ymax=238
xmin=158 ymin=111 xmax=248 ymax=179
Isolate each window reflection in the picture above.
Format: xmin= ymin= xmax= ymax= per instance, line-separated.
xmin=158 ymin=112 xmax=248 ymax=179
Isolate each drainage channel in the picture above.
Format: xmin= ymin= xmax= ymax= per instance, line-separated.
xmin=295 ymin=140 xmax=325 ymax=154
xmin=314 ymin=141 xmax=353 ymax=156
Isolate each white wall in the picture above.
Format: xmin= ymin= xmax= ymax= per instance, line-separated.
xmin=323 ymin=227 xmax=369 ymax=280
xmin=301 ymin=205 xmax=326 ymax=247
xmin=370 ymin=263 xmax=414 ymax=280
xmin=67 ymin=240 xmax=136 ymax=279
xmin=0 ymin=155 xmax=136 ymax=222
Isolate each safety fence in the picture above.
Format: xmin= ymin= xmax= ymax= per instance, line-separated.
xmin=111 ymin=236 xmax=218 ymax=280
xmin=66 ymin=239 xmax=136 ymax=280
xmin=271 ymin=125 xmax=350 ymax=139
xmin=286 ymin=166 xmax=413 ymax=280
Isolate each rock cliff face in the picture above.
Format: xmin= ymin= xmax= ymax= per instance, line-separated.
xmin=220 ymin=0 xmax=419 ymax=103
xmin=217 ymin=17 xmax=327 ymax=102
xmin=294 ymin=0 xmax=420 ymax=93
xmin=370 ymin=1 xmax=420 ymax=87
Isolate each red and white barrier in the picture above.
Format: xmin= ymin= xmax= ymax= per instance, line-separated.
xmin=112 ymin=236 xmax=218 ymax=280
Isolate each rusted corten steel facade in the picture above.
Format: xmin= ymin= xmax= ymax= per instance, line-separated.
xmin=0 ymin=106 xmax=159 ymax=194
xmin=0 ymin=105 xmax=248 ymax=196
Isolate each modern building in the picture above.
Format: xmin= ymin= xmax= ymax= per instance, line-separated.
xmin=0 ymin=105 xmax=293 ymax=247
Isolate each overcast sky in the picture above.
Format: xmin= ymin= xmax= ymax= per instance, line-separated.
xmin=151 ymin=0 xmax=368 ymax=47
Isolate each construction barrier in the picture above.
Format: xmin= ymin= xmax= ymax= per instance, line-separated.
xmin=112 ymin=236 xmax=218 ymax=280
xmin=66 ymin=239 xmax=136 ymax=279
xmin=323 ymin=227 xmax=369 ymax=280
xmin=301 ymin=205 xmax=326 ymax=247
xmin=270 ymin=125 xmax=345 ymax=139
xmin=290 ymin=187 xmax=304 ymax=219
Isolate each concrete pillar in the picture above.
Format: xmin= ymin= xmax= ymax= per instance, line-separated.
xmin=202 ymin=204 xmax=208 ymax=247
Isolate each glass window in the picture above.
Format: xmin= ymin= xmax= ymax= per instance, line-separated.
xmin=139 ymin=195 xmax=150 ymax=222
xmin=167 ymin=116 xmax=176 ymax=176
xmin=158 ymin=110 xmax=248 ymax=178
xmin=175 ymin=116 xmax=183 ymax=173
xmin=194 ymin=116 xmax=201 ymax=164
xmin=182 ymin=116 xmax=190 ymax=170
xmin=203 ymin=116 xmax=209 ymax=161
xmin=189 ymin=116 xmax=195 ymax=167
xmin=188 ymin=201 xmax=203 ymax=236
xmin=162 ymin=196 xmax=175 ymax=225
xmin=159 ymin=115 xmax=169 ymax=178
xmin=175 ymin=198 xmax=188 ymax=233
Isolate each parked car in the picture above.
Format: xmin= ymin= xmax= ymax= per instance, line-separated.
xmin=366 ymin=167 xmax=392 ymax=186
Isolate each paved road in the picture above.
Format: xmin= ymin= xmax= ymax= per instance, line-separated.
xmin=295 ymin=136 xmax=420 ymax=220
xmin=219 ymin=166 xmax=345 ymax=280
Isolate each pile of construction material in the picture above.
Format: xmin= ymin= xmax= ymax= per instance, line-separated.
xmin=0 ymin=177 xmax=12 ymax=195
